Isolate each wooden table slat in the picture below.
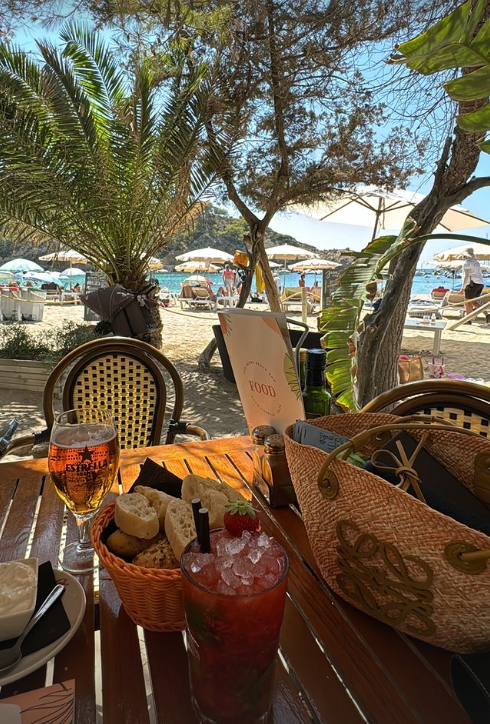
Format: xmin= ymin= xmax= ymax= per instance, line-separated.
xmin=144 ymin=631 xmax=198 ymax=724
xmin=99 ymin=573 xmax=151 ymax=724
xmin=29 ymin=478 xmax=64 ymax=567
xmin=0 ymin=476 xmax=43 ymax=562
xmin=279 ymin=597 xmax=366 ymax=724
xmin=53 ymin=574 xmax=96 ymax=724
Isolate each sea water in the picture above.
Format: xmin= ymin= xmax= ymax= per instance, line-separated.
xmin=47 ymin=269 xmax=478 ymax=298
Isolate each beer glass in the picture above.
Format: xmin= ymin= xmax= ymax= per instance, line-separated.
xmin=48 ymin=407 xmax=119 ymax=575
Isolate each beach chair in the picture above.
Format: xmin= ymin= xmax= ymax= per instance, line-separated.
xmin=189 ymin=287 xmax=216 ymax=309
xmin=178 ymin=284 xmax=195 ymax=309
xmin=361 ymin=379 xmax=490 ymax=437
xmin=281 ymin=287 xmax=313 ymax=314
xmin=1 ymin=336 xmax=209 ymax=458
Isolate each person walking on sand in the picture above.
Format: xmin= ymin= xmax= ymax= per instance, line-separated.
xmin=462 ymin=248 xmax=484 ymax=324
xmin=222 ymin=263 xmax=236 ymax=301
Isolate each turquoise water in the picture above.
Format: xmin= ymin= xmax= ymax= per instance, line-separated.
xmin=44 ymin=269 xmax=467 ymax=297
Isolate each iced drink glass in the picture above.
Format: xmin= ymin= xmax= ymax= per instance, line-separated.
xmin=181 ymin=529 xmax=289 ymax=724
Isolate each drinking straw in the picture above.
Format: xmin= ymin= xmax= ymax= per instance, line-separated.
xmin=191 ymin=498 xmax=201 ymax=542
xmin=198 ymin=508 xmax=210 ymax=553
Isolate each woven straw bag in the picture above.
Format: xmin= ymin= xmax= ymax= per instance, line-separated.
xmin=92 ymin=502 xmax=184 ymax=632
xmin=284 ymin=413 xmax=490 ymax=653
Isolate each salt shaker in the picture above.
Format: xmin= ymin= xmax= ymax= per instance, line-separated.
xmin=255 ymin=433 xmax=297 ymax=507
xmin=251 ymin=425 xmax=276 ymax=487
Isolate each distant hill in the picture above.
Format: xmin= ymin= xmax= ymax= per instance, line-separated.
xmin=0 ymin=204 xmax=353 ymax=268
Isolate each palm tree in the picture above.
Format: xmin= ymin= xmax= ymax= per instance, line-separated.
xmin=0 ymin=25 xmax=218 ymax=344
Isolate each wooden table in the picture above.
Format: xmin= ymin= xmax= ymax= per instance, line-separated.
xmin=0 ymin=437 xmax=471 ymax=724
xmin=403 ymin=318 xmax=446 ymax=356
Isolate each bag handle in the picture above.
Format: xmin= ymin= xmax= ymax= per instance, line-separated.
xmin=316 ymin=415 xmax=490 ymax=566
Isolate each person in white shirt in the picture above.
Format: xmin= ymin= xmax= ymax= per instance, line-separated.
xmin=461 ymin=248 xmax=484 ymax=321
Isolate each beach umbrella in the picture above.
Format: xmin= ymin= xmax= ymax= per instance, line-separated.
xmin=266 ymin=243 xmax=317 ymax=278
xmin=141 ymin=255 xmax=165 ymax=271
xmin=176 ymin=247 xmax=234 ymax=264
xmin=268 ymin=261 xmax=281 ymax=268
xmin=175 ymin=261 xmax=220 ymax=273
xmin=23 ymin=271 xmax=61 ymax=283
xmin=289 ymin=257 xmax=341 ymax=271
xmin=0 ymin=258 xmax=44 ymax=273
xmin=183 ymin=274 xmax=211 ymax=283
xmin=0 ymin=269 xmax=15 ymax=283
xmin=433 ymin=242 xmax=490 ymax=262
xmin=294 ymin=186 xmax=490 ymax=240
xmin=39 ymin=249 xmax=89 ymax=264
xmin=59 ymin=267 xmax=86 ymax=277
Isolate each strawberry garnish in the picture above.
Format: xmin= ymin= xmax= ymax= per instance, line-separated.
xmin=223 ymin=501 xmax=259 ymax=537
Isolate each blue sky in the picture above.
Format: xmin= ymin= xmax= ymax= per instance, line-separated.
xmin=12 ymin=14 xmax=490 ymax=265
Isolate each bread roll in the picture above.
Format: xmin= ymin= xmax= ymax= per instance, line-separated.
xmin=132 ymin=537 xmax=179 ymax=570
xmin=164 ymin=499 xmax=196 ymax=560
xmin=114 ymin=493 xmax=159 ymax=539
xmin=106 ymin=529 xmax=160 ymax=558
xmin=134 ymin=485 xmax=174 ymax=530
xmin=181 ymin=475 xmax=244 ymax=528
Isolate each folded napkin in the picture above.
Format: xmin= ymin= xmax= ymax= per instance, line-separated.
xmin=451 ymin=653 xmax=490 ymax=724
xmin=128 ymin=458 xmax=183 ymax=498
xmin=0 ymin=561 xmax=70 ymax=656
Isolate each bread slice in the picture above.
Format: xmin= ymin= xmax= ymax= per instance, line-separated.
xmin=106 ymin=529 xmax=160 ymax=558
xmin=181 ymin=475 xmax=244 ymax=528
xmin=132 ymin=537 xmax=179 ymax=570
xmin=134 ymin=485 xmax=174 ymax=530
xmin=164 ymin=499 xmax=196 ymax=560
xmin=114 ymin=493 xmax=159 ymax=539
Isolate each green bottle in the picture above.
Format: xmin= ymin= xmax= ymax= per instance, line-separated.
xmin=302 ymin=349 xmax=331 ymax=419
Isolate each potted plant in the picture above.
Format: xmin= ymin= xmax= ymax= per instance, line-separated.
xmin=0 ymin=322 xmax=96 ymax=393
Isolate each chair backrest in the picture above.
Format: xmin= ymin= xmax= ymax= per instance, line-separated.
xmin=361 ymin=379 xmax=490 ymax=438
xmin=181 ymin=285 xmax=194 ymax=299
xmin=192 ymin=287 xmax=212 ymax=300
xmin=42 ymin=337 xmax=184 ymax=449
xmin=281 ymin=287 xmax=302 ymax=301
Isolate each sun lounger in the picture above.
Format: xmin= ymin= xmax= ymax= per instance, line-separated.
xmin=281 ymin=287 xmax=313 ymax=314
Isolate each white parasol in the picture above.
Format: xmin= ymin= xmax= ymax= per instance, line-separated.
xmin=175 ymin=261 xmax=220 ymax=273
xmin=39 ymin=249 xmax=89 ymax=264
xmin=289 ymin=257 xmax=341 ymax=271
xmin=433 ymin=242 xmax=490 ymax=262
xmin=295 ymin=186 xmax=490 ymax=240
xmin=0 ymin=258 xmax=44 ymax=273
xmin=176 ymin=247 xmax=234 ymax=264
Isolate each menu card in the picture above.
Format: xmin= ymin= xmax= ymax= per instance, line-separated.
xmin=218 ymin=308 xmax=304 ymax=433
xmin=0 ymin=680 xmax=75 ymax=723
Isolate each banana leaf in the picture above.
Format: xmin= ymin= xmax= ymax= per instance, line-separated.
xmin=392 ymin=0 xmax=490 ymax=153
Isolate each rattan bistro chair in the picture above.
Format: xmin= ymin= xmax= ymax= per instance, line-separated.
xmin=1 ymin=337 xmax=209 ymax=457
xmin=361 ymin=379 xmax=490 ymax=438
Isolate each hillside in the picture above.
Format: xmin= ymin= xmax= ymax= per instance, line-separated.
xmin=0 ymin=204 xmax=352 ymax=268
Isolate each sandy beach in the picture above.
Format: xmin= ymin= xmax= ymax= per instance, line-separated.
xmin=1 ymin=301 xmax=490 ymax=460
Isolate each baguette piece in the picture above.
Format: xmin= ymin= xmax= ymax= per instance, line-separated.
xmin=134 ymin=485 xmax=174 ymax=530
xmin=181 ymin=475 xmax=244 ymax=528
xmin=106 ymin=529 xmax=160 ymax=558
xmin=164 ymin=499 xmax=196 ymax=560
xmin=133 ymin=537 xmax=179 ymax=570
xmin=114 ymin=493 xmax=159 ymax=539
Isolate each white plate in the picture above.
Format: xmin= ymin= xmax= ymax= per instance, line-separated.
xmin=0 ymin=569 xmax=86 ymax=686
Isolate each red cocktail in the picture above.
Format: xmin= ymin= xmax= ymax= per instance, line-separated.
xmin=181 ymin=529 xmax=289 ymax=724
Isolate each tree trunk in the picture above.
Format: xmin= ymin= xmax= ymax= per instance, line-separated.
xmin=252 ymin=224 xmax=281 ymax=312
xmin=357 ymin=126 xmax=485 ymax=407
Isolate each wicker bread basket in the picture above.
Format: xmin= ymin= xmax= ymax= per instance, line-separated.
xmin=92 ymin=502 xmax=184 ymax=632
xmin=284 ymin=413 xmax=490 ymax=653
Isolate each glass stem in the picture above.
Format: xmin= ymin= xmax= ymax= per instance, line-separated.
xmin=75 ymin=514 xmax=93 ymax=550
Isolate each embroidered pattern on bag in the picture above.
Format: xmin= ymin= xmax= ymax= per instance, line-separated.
xmin=336 ymin=520 xmax=435 ymax=638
